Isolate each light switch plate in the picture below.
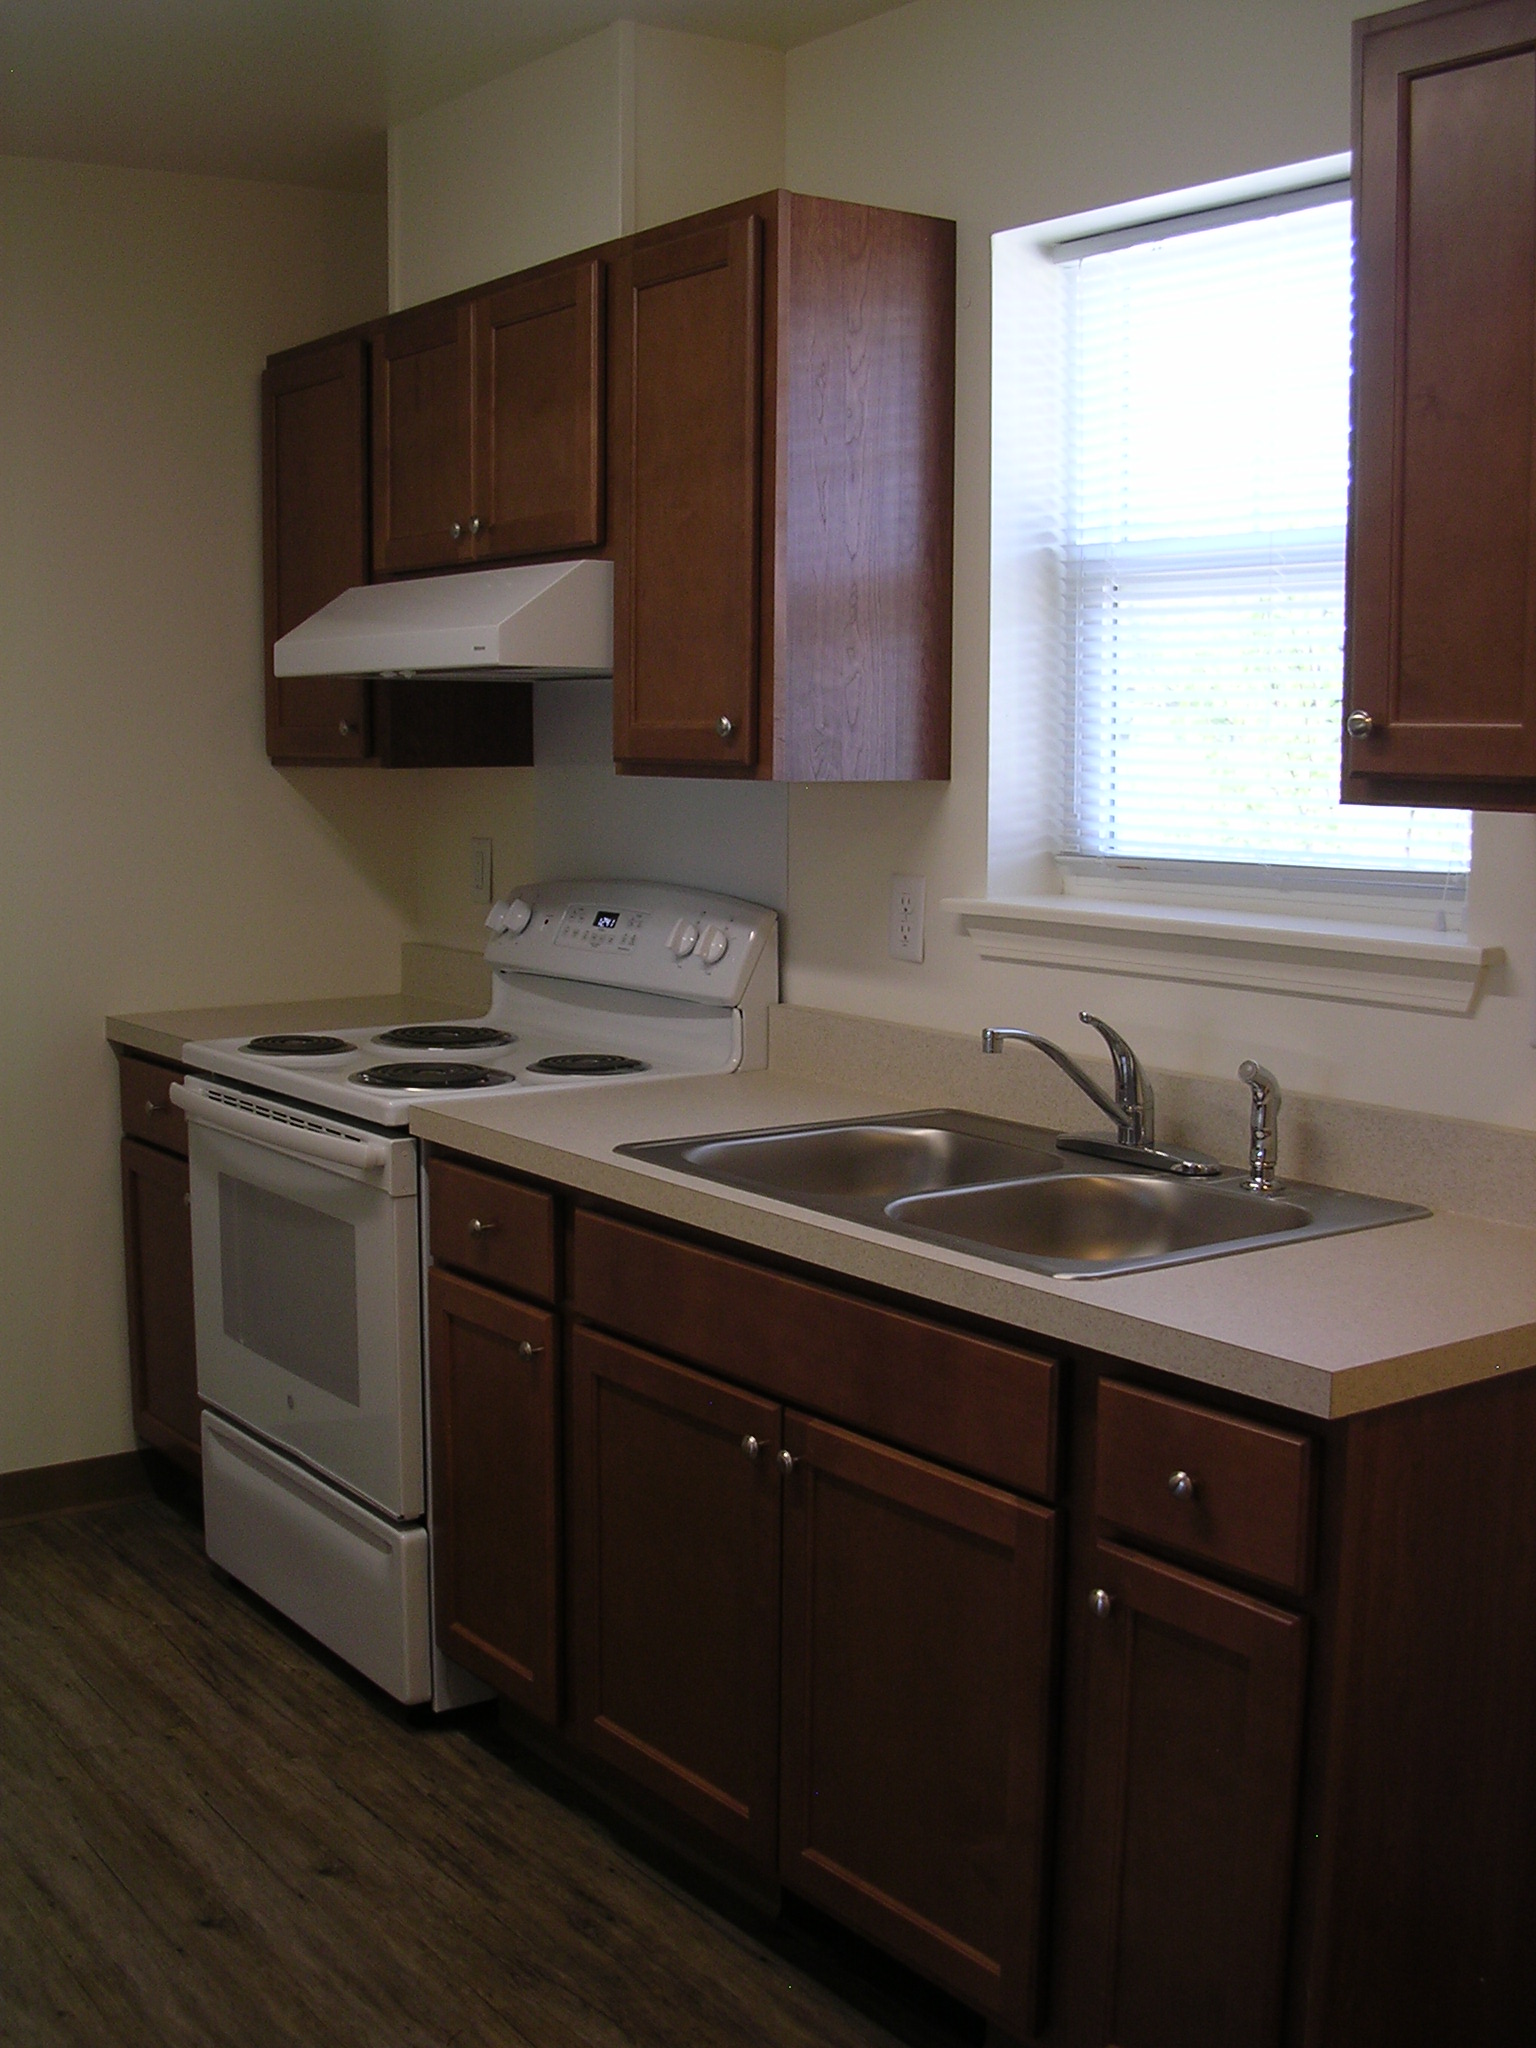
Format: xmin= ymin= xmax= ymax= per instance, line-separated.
xmin=889 ymin=875 xmax=926 ymax=962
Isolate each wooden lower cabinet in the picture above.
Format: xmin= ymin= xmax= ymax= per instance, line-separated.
xmin=120 ymin=1134 xmax=199 ymax=1470
xmin=779 ymin=1411 xmax=1056 ymax=2032
xmin=428 ymin=1267 xmax=560 ymax=1722
xmin=567 ymin=1327 xmax=784 ymax=1867
xmin=1073 ymin=1540 xmax=1307 ymax=2048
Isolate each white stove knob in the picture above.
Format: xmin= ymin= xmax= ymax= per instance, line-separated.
xmin=668 ymin=919 xmax=700 ymax=960
xmin=504 ymin=896 xmax=533 ymax=936
xmin=484 ymin=897 xmax=511 ymax=933
xmin=699 ymin=924 xmax=730 ymax=966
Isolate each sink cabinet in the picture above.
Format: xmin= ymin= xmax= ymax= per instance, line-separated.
xmin=423 ymin=1150 xmax=1536 ymax=2047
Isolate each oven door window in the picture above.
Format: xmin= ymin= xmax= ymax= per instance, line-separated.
xmin=218 ymin=1175 xmax=360 ymax=1405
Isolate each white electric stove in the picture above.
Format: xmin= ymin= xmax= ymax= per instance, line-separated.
xmin=171 ymin=881 xmax=778 ymax=1709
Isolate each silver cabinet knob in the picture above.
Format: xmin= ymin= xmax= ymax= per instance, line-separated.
xmin=338 ymin=720 xmax=358 ymax=737
xmin=182 ymin=1190 xmax=192 ymax=1208
xmin=144 ymin=1098 xmax=162 ymax=1115
xmin=1168 ymin=1470 xmax=1196 ymax=1502
xmin=742 ymin=1434 xmax=762 ymax=1459
xmin=467 ymin=1217 xmax=498 ymax=1236
xmin=777 ymin=1448 xmax=797 ymax=1473
xmin=451 ymin=521 xmax=465 ymax=540
xmin=716 ymin=715 xmax=735 ymax=740
xmin=516 ymin=1339 xmax=542 ymax=1360
xmin=468 ymin=516 xmax=484 ymax=536
xmin=1092 ymin=1587 xmax=1114 ymax=1618
xmin=1345 ymin=710 xmax=1374 ymax=739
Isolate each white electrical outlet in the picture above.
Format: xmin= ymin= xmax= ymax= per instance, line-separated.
xmin=470 ymin=837 xmax=493 ymax=906
xmin=889 ymin=874 xmax=926 ymax=962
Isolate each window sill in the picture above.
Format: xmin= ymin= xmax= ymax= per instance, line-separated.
xmin=944 ymin=895 xmax=1501 ymax=1014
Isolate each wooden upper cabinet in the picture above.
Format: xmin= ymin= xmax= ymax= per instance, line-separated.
xmin=474 ymin=257 xmax=605 ymax=560
xmin=371 ymin=301 xmax=475 ymax=576
xmin=261 ymin=338 xmax=371 ymax=762
xmin=1346 ymin=0 xmax=1536 ymax=808
xmin=612 ymin=191 xmax=955 ymax=780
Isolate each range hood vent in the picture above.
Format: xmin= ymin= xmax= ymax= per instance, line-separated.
xmin=272 ymin=560 xmax=613 ymax=679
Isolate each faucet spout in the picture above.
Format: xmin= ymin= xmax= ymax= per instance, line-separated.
xmin=981 ymin=1024 xmax=1138 ymax=1144
xmin=981 ymin=1014 xmax=1218 ymax=1175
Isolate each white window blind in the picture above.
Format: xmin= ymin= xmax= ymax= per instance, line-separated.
xmin=1059 ymin=194 xmax=1470 ymax=881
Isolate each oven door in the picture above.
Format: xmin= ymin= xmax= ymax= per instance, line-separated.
xmin=174 ymin=1080 xmax=423 ymax=1520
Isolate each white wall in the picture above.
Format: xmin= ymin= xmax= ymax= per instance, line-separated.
xmin=389 ymin=25 xmax=790 ymax=943
xmin=0 ymin=155 xmax=404 ymax=1476
xmin=778 ymin=0 xmax=1536 ymax=1127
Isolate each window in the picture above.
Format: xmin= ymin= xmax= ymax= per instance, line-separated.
xmin=990 ymin=167 xmax=1470 ymax=930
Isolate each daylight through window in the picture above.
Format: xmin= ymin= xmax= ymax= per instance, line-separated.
xmin=1056 ymin=189 xmax=1470 ymax=881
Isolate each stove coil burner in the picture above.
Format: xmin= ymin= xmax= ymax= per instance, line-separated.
xmin=373 ymin=1025 xmax=516 ymax=1051
xmin=350 ymin=1062 xmax=517 ymax=1092
xmin=528 ymin=1053 xmax=650 ymax=1076
xmin=242 ymin=1034 xmax=355 ymax=1057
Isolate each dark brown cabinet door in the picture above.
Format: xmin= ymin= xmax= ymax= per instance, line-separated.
xmin=262 ymin=339 xmax=371 ymax=762
xmin=612 ymin=213 xmax=762 ymax=770
xmin=473 ymin=258 xmax=604 ymax=560
xmin=567 ymin=1326 xmax=782 ymax=1868
xmin=778 ymin=1412 xmax=1056 ymax=2033
xmin=1346 ymin=0 xmax=1536 ymax=807
xmin=120 ymin=1136 xmax=199 ymax=1472
xmin=428 ymin=1269 xmax=560 ymax=1720
xmin=371 ymin=302 xmax=474 ymax=576
xmin=1075 ymin=1540 xmax=1307 ymax=2048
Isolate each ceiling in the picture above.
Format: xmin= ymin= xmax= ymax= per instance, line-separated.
xmin=0 ymin=0 xmax=905 ymax=194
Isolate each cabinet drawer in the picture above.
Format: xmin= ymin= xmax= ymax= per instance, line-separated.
xmin=572 ymin=1209 xmax=1056 ymax=1498
xmin=428 ymin=1157 xmax=557 ymax=1304
xmin=117 ymin=1052 xmax=188 ymax=1157
xmin=1096 ymin=1380 xmax=1314 ymax=1596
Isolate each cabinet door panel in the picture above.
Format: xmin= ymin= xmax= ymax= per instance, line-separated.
xmin=262 ymin=340 xmax=371 ymax=762
xmin=1347 ymin=2 xmax=1536 ymax=791
xmin=474 ymin=258 xmax=604 ymax=559
xmin=568 ymin=1327 xmax=782 ymax=1867
xmin=1077 ymin=1540 xmax=1307 ymax=2048
xmin=779 ymin=1413 xmax=1055 ymax=2031
xmin=121 ymin=1136 xmax=199 ymax=1471
xmin=372 ymin=303 xmax=473 ymax=575
xmin=428 ymin=1269 xmax=560 ymax=1720
xmin=613 ymin=215 xmax=761 ymax=768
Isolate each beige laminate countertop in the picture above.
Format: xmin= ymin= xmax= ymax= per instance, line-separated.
xmin=408 ymin=1068 xmax=1536 ymax=1421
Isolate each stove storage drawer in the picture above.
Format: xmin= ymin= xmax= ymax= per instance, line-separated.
xmin=118 ymin=1050 xmax=188 ymax=1157
xmin=570 ymin=1207 xmax=1057 ymax=1500
xmin=428 ymin=1156 xmax=558 ymax=1305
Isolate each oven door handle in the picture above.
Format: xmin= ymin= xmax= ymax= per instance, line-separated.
xmin=169 ymin=1081 xmax=392 ymax=1175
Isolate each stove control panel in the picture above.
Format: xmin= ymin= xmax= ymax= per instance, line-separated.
xmin=484 ymin=880 xmax=777 ymax=1008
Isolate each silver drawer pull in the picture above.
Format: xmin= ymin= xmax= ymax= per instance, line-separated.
xmin=716 ymin=715 xmax=735 ymax=740
xmin=742 ymin=1434 xmax=762 ymax=1460
xmin=467 ymin=1217 xmax=498 ymax=1236
xmin=144 ymin=1098 xmax=163 ymax=1115
xmin=516 ymin=1340 xmax=542 ymax=1361
xmin=1345 ymin=709 xmax=1374 ymax=739
xmin=1168 ymin=1470 xmax=1196 ymax=1502
xmin=778 ymin=1448 xmax=796 ymax=1474
xmin=1092 ymin=1587 xmax=1114 ymax=1618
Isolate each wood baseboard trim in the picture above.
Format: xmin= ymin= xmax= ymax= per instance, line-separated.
xmin=0 ymin=1450 xmax=152 ymax=1526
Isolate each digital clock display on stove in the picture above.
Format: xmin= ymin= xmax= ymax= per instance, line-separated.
xmin=593 ymin=910 xmax=621 ymax=930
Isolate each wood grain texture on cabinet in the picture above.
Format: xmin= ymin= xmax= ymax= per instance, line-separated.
xmin=567 ymin=1327 xmax=783 ymax=1870
xmin=428 ymin=1269 xmax=560 ymax=1721
xmin=1346 ymin=0 xmax=1536 ymax=808
xmin=428 ymin=1157 xmax=558 ymax=1303
xmin=1095 ymin=1379 xmax=1314 ymax=1597
xmin=120 ymin=1136 xmax=200 ymax=1472
xmin=612 ymin=213 xmax=763 ymax=770
xmin=117 ymin=1051 xmax=188 ymax=1158
xmin=571 ymin=1208 xmax=1056 ymax=1498
xmin=371 ymin=302 xmax=474 ymax=576
xmin=778 ymin=193 xmax=954 ymax=782
xmin=778 ymin=1412 xmax=1055 ymax=2033
xmin=261 ymin=337 xmax=371 ymax=763
xmin=1076 ymin=1540 xmax=1308 ymax=2048
xmin=473 ymin=257 xmax=605 ymax=559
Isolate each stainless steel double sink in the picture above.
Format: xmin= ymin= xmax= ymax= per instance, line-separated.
xmin=618 ymin=1108 xmax=1427 ymax=1279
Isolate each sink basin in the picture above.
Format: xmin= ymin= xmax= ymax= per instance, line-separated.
xmin=618 ymin=1108 xmax=1428 ymax=1278
xmin=671 ymin=1122 xmax=1060 ymax=1203
xmin=888 ymin=1173 xmax=1315 ymax=1274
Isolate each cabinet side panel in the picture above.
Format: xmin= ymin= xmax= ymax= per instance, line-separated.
xmin=782 ymin=197 xmax=954 ymax=782
xmin=120 ymin=1137 xmax=200 ymax=1469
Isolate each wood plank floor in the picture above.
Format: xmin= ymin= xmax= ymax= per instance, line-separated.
xmin=0 ymin=1497 xmax=937 ymax=2048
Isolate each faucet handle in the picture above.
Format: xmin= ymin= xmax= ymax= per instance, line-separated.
xmin=1078 ymin=1013 xmax=1153 ymax=1146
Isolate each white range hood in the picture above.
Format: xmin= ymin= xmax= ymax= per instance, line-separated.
xmin=272 ymin=560 xmax=613 ymax=679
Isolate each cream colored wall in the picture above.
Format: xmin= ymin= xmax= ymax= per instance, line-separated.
xmin=780 ymin=0 xmax=1536 ymax=1128
xmin=0 ymin=155 xmax=404 ymax=1477
xmin=389 ymin=25 xmax=791 ymax=949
